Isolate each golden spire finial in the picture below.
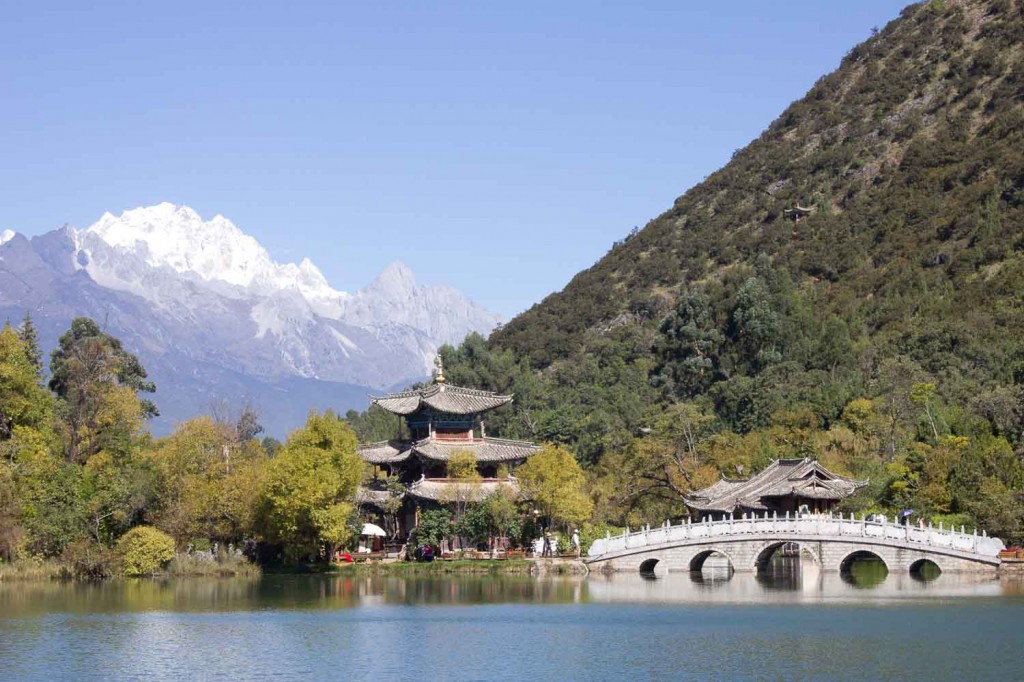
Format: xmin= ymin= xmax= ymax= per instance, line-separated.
xmin=434 ymin=353 xmax=446 ymax=383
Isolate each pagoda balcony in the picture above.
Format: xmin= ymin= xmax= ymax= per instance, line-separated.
xmin=429 ymin=432 xmax=480 ymax=442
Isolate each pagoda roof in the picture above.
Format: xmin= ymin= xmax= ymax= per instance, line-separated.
xmin=357 ymin=436 xmax=539 ymax=466
xmin=684 ymin=458 xmax=868 ymax=514
xmin=356 ymin=440 xmax=412 ymax=464
xmin=406 ymin=477 xmax=522 ymax=503
xmin=356 ymin=485 xmax=404 ymax=509
xmin=370 ymin=383 xmax=513 ymax=416
xmin=412 ymin=436 xmax=539 ymax=464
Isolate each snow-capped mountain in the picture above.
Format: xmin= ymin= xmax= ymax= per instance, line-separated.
xmin=0 ymin=204 xmax=501 ymax=435
xmin=81 ymin=203 xmax=348 ymax=314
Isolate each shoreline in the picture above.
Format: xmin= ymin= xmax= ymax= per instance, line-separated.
xmin=0 ymin=557 xmax=590 ymax=582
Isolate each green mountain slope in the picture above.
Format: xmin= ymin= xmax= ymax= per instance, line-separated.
xmin=496 ymin=0 xmax=1023 ymax=374
xmin=353 ymin=0 xmax=1024 ymax=539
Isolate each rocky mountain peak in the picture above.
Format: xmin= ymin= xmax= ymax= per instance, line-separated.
xmin=367 ymin=261 xmax=417 ymax=297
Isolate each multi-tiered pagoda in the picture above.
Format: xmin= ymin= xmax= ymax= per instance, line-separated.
xmin=356 ymin=359 xmax=539 ymax=542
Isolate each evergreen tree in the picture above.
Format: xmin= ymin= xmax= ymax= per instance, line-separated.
xmin=48 ymin=317 xmax=157 ymax=462
xmin=17 ymin=312 xmax=43 ymax=378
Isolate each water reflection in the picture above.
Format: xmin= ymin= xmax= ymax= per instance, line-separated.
xmin=841 ymin=557 xmax=889 ymax=588
xmin=589 ymin=569 xmax=1008 ymax=604
xmin=910 ymin=559 xmax=942 ymax=582
xmin=755 ymin=555 xmax=802 ymax=591
xmin=0 ymin=569 xmax=1017 ymax=619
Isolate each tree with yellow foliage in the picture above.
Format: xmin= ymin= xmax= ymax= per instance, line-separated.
xmin=0 ymin=324 xmax=51 ymax=439
xmin=149 ymin=416 xmax=267 ymax=545
xmin=516 ymin=444 xmax=592 ymax=528
xmin=257 ymin=411 xmax=361 ymax=562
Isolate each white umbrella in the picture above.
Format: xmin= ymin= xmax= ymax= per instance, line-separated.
xmin=361 ymin=522 xmax=387 ymax=537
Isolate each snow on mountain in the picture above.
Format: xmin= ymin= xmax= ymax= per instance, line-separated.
xmin=0 ymin=229 xmax=15 ymax=245
xmin=81 ymin=203 xmax=347 ymax=314
xmin=16 ymin=202 xmax=499 ymax=389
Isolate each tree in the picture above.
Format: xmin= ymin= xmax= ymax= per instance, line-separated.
xmin=0 ymin=462 xmax=23 ymax=561
xmin=0 ymin=325 xmax=51 ymax=440
xmin=82 ymin=450 xmax=158 ymax=545
xmin=366 ymin=471 xmax=406 ymax=540
xmin=149 ymin=417 xmax=266 ymax=545
xmin=442 ymin=450 xmax=482 ymax=527
xmin=16 ymin=312 xmax=43 ymax=377
xmin=730 ymin=276 xmax=782 ymax=372
xmin=11 ymin=427 xmax=89 ymax=556
xmin=50 ymin=318 xmax=157 ymax=415
xmin=910 ymin=382 xmax=941 ymax=442
xmin=481 ymin=488 xmax=520 ymax=556
xmin=655 ymin=288 xmax=723 ymax=396
xmin=873 ymin=356 xmax=925 ymax=460
xmin=235 ymin=403 xmax=265 ymax=443
xmin=409 ymin=508 xmax=452 ymax=549
xmin=515 ymin=445 xmax=592 ymax=528
xmin=48 ymin=318 xmax=157 ymax=462
xmin=257 ymin=411 xmax=362 ymax=562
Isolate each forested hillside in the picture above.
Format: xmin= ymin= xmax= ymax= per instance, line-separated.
xmin=354 ymin=0 xmax=1024 ymax=542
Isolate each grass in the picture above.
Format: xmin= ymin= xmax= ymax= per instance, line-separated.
xmin=166 ymin=551 xmax=262 ymax=578
xmin=0 ymin=558 xmax=67 ymax=582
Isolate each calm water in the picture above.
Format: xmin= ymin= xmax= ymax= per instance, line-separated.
xmin=1 ymin=565 xmax=1022 ymax=682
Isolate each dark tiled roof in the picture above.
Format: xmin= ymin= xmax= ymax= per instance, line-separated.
xmin=356 ymin=440 xmax=412 ymax=464
xmin=684 ymin=458 xmax=868 ymax=514
xmin=406 ymin=477 xmax=521 ymax=503
xmin=412 ymin=436 xmax=539 ymax=464
xmin=356 ymin=486 xmax=403 ymax=509
xmin=371 ymin=383 xmax=513 ymax=416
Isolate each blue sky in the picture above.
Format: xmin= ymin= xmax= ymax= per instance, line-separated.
xmin=1 ymin=1 xmax=907 ymax=318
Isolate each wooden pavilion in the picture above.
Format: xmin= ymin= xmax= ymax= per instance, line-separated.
xmin=355 ymin=358 xmax=539 ymax=544
xmin=683 ymin=458 xmax=868 ymax=521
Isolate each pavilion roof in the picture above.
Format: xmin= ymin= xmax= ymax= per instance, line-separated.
xmin=411 ymin=436 xmax=539 ymax=464
xmin=356 ymin=440 xmax=412 ymax=464
xmin=406 ymin=477 xmax=522 ymax=503
xmin=684 ymin=458 xmax=868 ymax=514
xmin=370 ymin=383 xmax=513 ymax=416
xmin=356 ymin=485 xmax=404 ymax=509
xmin=357 ymin=436 xmax=539 ymax=466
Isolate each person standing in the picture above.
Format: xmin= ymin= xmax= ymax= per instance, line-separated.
xmin=571 ymin=529 xmax=581 ymax=558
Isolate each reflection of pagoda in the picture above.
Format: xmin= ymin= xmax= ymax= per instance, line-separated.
xmin=356 ymin=357 xmax=539 ymax=541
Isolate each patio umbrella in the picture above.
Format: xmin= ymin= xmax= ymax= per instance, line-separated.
xmin=361 ymin=522 xmax=387 ymax=537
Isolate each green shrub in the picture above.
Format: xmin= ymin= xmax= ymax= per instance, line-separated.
xmin=117 ymin=526 xmax=175 ymax=576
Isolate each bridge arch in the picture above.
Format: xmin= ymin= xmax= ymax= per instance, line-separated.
xmin=639 ymin=558 xmax=663 ymax=578
xmin=753 ymin=541 xmax=820 ymax=573
xmin=839 ymin=549 xmax=889 ymax=586
xmin=909 ymin=558 xmax=942 ymax=581
xmin=689 ymin=548 xmax=735 ymax=573
xmin=839 ymin=549 xmax=888 ymax=573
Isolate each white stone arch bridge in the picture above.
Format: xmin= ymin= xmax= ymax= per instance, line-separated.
xmin=585 ymin=514 xmax=1004 ymax=575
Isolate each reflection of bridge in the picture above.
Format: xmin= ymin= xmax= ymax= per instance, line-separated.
xmin=585 ymin=514 xmax=1004 ymax=575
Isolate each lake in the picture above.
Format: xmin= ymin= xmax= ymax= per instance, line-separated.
xmin=1 ymin=564 xmax=1022 ymax=682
